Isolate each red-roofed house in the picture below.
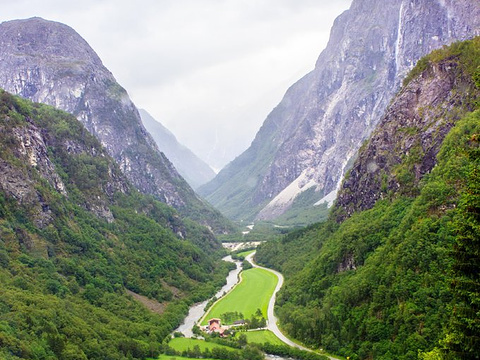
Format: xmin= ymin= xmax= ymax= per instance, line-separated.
xmin=207 ymin=318 xmax=225 ymax=336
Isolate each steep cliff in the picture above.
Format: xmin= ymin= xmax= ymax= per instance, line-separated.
xmin=335 ymin=41 xmax=480 ymax=219
xmin=200 ymin=0 xmax=480 ymax=223
xmin=255 ymin=37 xmax=480 ymax=359
xmin=139 ymin=109 xmax=215 ymax=189
xmin=0 ymin=17 xmax=232 ymax=233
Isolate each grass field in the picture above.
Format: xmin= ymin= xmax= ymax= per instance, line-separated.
xmin=153 ymin=355 xmax=216 ymax=360
xmin=168 ymin=338 xmax=235 ymax=353
xmin=201 ymin=267 xmax=278 ymax=325
xmin=236 ymin=330 xmax=284 ymax=345
xmin=236 ymin=249 xmax=255 ymax=258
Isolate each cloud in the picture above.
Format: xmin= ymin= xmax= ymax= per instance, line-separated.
xmin=0 ymin=0 xmax=352 ymax=169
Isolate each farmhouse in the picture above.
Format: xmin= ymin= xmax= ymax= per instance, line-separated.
xmin=208 ymin=318 xmax=221 ymax=331
xmin=206 ymin=318 xmax=225 ymax=336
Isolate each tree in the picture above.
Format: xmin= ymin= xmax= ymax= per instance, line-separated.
xmin=446 ymin=134 xmax=480 ymax=359
xmin=237 ymin=334 xmax=247 ymax=347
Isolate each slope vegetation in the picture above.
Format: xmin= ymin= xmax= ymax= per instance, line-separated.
xmin=0 ymin=90 xmax=232 ymax=359
xmin=256 ymin=38 xmax=480 ymax=359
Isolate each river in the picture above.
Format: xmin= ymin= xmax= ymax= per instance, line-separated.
xmin=175 ymin=255 xmax=242 ymax=337
xmin=175 ymin=253 xmax=326 ymax=360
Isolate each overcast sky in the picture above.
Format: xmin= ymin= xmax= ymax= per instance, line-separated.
xmin=1 ymin=0 xmax=352 ymax=171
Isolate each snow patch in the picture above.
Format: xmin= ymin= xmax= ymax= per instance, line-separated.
xmin=257 ymin=170 xmax=318 ymax=219
xmin=324 ymin=76 xmax=349 ymax=121
xmin=72 ymin=85 xmax=83 ymax=99
xmin=314 ymin=189 xmax=337 ymax=208
xmin=315 ymin=149 xmax=356 ymax=208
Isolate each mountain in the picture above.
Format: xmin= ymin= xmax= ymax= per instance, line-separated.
xmin=199 ymin=0 xmax=480 ymax=224
xmin=255 ymin=37 xmax=480 ymax=359
xmin=139 ymin=109 xmax=216 ymax=190
xmin=0 ymin=89 xmax=233 ymax=359
xmin=0 ymin=17 xmax=233 ymax=233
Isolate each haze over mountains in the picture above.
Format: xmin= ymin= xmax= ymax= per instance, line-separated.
xmin=199 ymin=0 xmax=480 ymax=224
xmin=139 ymin=109 xmax=216 ymax=190
xmin=0 ymin=17 xmax=233 ymax=233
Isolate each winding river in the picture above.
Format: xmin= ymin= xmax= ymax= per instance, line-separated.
xmin=175 ymin=255 xmax=242 ymax=337
xmin=175 ymin=252 xmax=337 ymax=360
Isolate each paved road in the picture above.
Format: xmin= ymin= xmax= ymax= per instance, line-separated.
xmin=246 ymin=252 xmax=339 ymax=360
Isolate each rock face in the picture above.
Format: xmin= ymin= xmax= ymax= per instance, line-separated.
xmin=0 ymin=92 xmax=130 ymax=227
xmin=199 ymin=0 xmax=480 ymax=222
xmin=139 ymin=109 xmax=215 ymax=190
xmin=0 ymin=17 xmax=231 ymax=232
xmin=334 ymin=42 xmax=480 ymax=220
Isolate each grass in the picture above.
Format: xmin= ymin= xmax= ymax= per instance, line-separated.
xmin=201 ymin=267 xmax=278 ymax=325
xmin=152 ymin=355 xmax=216 ymax=360
xmin=168 ymin=338 xmax=234 ymax=353
xmin=236 ymin=249 xmax=255 ymax=258
xmin=235 ymin=330 xmax=284 ymax=345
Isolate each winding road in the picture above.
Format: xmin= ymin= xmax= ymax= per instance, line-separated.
xmin=246 ymin=252 xmax=339 ymax=360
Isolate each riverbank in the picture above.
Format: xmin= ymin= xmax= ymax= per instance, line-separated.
xmin=175 ymin=255 xmax=242 ymax=337
xmin=172 ymin=251 xmax=340 ymax=360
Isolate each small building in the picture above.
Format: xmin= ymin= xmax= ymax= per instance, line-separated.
xmin=233 ymin=320 xmax=246 ymax=326
xmin=206 ymin=318 xmax=226 ymax=336
xmin=208 ymin=318 xmax=221 ymax=332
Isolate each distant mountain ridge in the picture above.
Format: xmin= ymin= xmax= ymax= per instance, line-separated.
xmin=0 ymin=17 xmax=233 ymax=233
xmin=139 ymin=109 xmax=215 ymax=190
xmin=199 ymin=0 xmax=480 ymax=224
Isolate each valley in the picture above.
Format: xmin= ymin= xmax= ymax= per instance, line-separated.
xmin=200 ymin=266 xmax=277 ymax=326
xmin=0 ymin=1 xmax=479 ymax=360
xmin=163 ymin=251 xmax=331 ymax=360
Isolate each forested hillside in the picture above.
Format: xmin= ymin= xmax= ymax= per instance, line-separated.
xmin=256 ymin=38 xmax=480 ymax=359
xmin=0 ymin=90 xmax=232 ymax=359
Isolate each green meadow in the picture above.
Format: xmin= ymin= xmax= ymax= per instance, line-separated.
xmin=154 ymin=355 xmax=216 ymax=360
xmin=236 ymin=249 xmax=255 ymax=258
xmin=201 ymin=267 xmax=278 ymax=325
xmin=168 ymin=338 xmax=236 ymax=353
xmin=236 ymin=330 xmax=284 ymax=345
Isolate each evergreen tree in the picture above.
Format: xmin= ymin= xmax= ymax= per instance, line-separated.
xmin=447 ymin=134 xmax=480 ymax=359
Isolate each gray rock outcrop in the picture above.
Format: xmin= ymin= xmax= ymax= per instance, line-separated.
xmin=335 ymin=50 xmax=480 ymax=219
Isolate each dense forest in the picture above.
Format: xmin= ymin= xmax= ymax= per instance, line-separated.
xmin=0 ymin=91 xmax=233 ymax=359
xmin=256 ymin=38 xmax=480 ymax=360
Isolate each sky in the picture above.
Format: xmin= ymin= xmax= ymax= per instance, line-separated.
xmin=1 ymin=0 xmax=352 ymax=171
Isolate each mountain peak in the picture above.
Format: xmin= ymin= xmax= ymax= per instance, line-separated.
xmin=0 ymin=17 xmax=103 ymax=66
xmin=139 ymin=109 xmax=216 ymax=189
xmin=0 ymin=17 xmax=233 ymax=233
